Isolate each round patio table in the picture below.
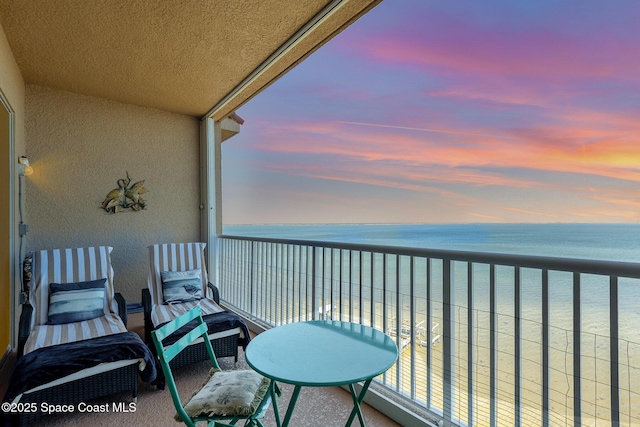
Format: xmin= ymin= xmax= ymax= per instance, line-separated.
xmin=245 ymin=320 xmax=398 ymax=427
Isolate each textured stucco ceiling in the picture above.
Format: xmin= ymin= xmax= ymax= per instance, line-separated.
xmin=0 ymin=0 xmax=380 ymax=119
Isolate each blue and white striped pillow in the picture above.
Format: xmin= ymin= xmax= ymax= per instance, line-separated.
xmin=161 ymin=269 xmax=203 ymax=304
xmin=47 ymin=279 xmax=106 ymax=325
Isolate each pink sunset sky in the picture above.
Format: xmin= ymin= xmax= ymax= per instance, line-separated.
xmin=222 ymin=0 xmax=640 ymax=225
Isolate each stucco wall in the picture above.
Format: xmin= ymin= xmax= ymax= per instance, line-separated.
xmin=25 ymin=85 xmax=201 ymax=303
xmin=0 ymin=20 xmax=25 ymax=350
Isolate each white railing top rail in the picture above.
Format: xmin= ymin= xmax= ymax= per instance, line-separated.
xmin=218 ymin=234 xmax=640 ymax=279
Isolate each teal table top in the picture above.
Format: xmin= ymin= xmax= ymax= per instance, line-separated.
xmin=245 ymin=320 xmax=398 ymax=387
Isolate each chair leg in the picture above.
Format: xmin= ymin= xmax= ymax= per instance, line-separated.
xmin=153 ymin=366 xmax=166 ymax=390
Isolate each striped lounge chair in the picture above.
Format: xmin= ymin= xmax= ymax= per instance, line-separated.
xmin=8 ymin=246 xmax=155 ymax=426
xmin=142 ymin=242 xmax=249 ymax=375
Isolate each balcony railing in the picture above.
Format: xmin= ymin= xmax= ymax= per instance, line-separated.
xmin=215 ymin=234 xmax=640 ymax=427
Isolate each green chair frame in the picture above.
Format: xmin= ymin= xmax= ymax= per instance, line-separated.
xmin=152 ymin=306 xmax=273 ymax=427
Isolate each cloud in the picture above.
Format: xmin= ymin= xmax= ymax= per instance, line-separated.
xmin=340 ymin=5 xmax=640 ymax=86
xmin=252 ymin=157 xmax=477 ymax=202
xmin=336 ymin=120 xmax=518 ymax=140
xmin=225 ymin=1 xmax=640 ymax=224
xmin=253 ymin=118 xmax=640 ymax=187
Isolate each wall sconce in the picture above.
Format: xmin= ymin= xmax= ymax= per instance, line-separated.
xmin=18 ymin=156 xmax=33 ymax=176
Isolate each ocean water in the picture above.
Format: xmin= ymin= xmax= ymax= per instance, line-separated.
xmin=224 ymin=223 xmax=640 ymax=263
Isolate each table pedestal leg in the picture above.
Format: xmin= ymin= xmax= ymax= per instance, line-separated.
xmin=269 ymin=382 xmax=282 ymax=427
xmin=283 ymin=385 xmax=302 ymax=427
xmin=346 ymin=379 xmax=373 ymax=427
xmin=272 ymin=384 xmax=302 ymax=427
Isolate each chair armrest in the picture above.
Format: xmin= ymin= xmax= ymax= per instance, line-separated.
xmin=142 ymin=288 xmax=153 ymax=345
xmin=207 ymin=282 xmax=220 ymax=305
xmin=115 ymin=292 xmax=127 ymax=327
xmin=18 ymin=303 xmax=33 ymax=357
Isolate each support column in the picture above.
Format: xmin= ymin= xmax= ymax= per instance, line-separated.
xmin=200 ymin=117 xmax=222 ymax=286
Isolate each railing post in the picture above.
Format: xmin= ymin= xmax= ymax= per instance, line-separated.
xmin=443 ymin=258 xmax=456 ymax=426
xmin=259 ymin=241 xmax=265 ymax=320
xmin=339 ymin=249 xmax=344 ymax=320
xmin=216 ymin=237 xmax=223 ymax=296
xmin=410 ymin=256 xmax=416 ymax=400
xmin=382 ymin=253 xmax=389 ymax=384
xmin=242 ymin=240 xmax=248 ymax=312
xmin=573 ymin=272 xmax=581 ymax=427
xmin=610 ymin=275 xmax=620 ymax=427
xmin=383 ymin=254 xmax=388 ymax=336
xmin=231 ymin=239 xmax=236 ymax=305
xmin=514 ymin=267 xmax=522 ymax=427
xmin=349 ymin=250 xmax=354 ymax=322
xmin=329 ymin=248 xmax=334 ymax=320
xmin=542 ymin=269 xmax=550 ymax=427
xmin=359 ymin=251 xmax=364 ymax=325
xmin=268 ymin=243 xmax=273 ymax=324
xmin=426 ymin=258 xmax=432 ymax=411
xmin=249 ymin=240 xmax=254 ymax=318
xmin=297 ymin=246 xmax=302 ymax=322
xmin=396 ymin=254 xmax=401 ymax=392
xmin=323 ymin=247 xmax=327 ymax=321
xmin=283 ymin=243 xmax=287 ymax=323
xmin=370 ymin=252 xmax=375 ymax=329
xmin=312 ymin=246 xmax=317 ymax=320
xmin=276 ymin=244 xmax=281 ymax=325
xmin=490 ymin=264 xmax=497 ymax=427
xmin=467 ymin=262 xmax=474 ymax=427
xmin=303 ymin=245 xmax=308 ymax=320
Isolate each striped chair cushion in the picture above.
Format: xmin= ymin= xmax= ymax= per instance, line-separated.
xmin=151 ymin=298 xmax=224 ymax=328
xmin=24 ymin=313 xmax=127 ymax=355
xmin=30 ymin=247 xmax=119 ymax=328
xmin=148 ymin=243 xmax=224 ymax=326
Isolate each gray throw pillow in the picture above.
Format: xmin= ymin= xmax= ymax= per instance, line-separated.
xmin=47 ymin=278 xmax=106 ymax=324
xmin=161 ymin=269 xmax=203 ymax=303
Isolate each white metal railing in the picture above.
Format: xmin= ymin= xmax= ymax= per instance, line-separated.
xmin=215 ymin=234 xmax=640 ymax=427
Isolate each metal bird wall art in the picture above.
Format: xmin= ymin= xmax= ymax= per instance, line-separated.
xmin=102 ymin=172 xmax=148 ymax=214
